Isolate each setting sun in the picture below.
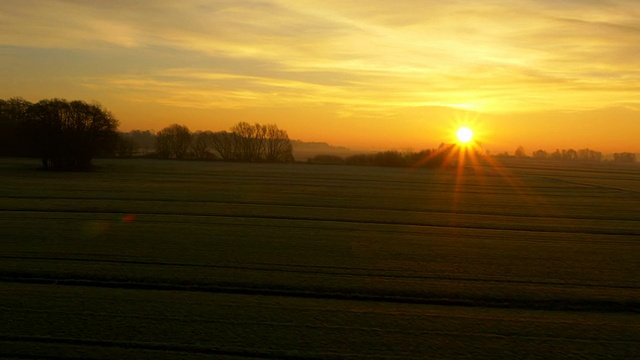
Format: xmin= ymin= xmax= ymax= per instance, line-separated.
xmin=456 ymin=127 xmax=474 ymax=144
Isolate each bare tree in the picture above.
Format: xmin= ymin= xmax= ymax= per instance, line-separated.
xmin=155 ymin=124 xmax=192 ymax=159
xmin=264 ymin=124 xmax=294 ymax=162
xmin=152 ymin=121 xmax=294 ymax=162
xmin=191 ymin=131 xmax=215 ymax=160
xmin=211 ymin=131 xmax=237 ymax=160
xmin=234 ymin=122 xmax=294 ymax=162
xmin=231 ymin=122 xmax=268 ymax=161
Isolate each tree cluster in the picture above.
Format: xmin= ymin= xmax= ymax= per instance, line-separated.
xmin=153 ymin=122 xmax=294 ymax=162
xmin=308 ymin=145 xmax=462 ymax=168
xmin=612 ymin=152 xmax=637 ymax=163
xmin=156 ymin=124 xmax=193 ymax=159
xmin=115 ymin=130 xmax=155 ymax=158
xmin=529 ymin=148 xmax=603 ymax=162
xmin=516 ymin=147 xmax=637 ymax=163
xmin=498 ymin=146 xmax=638 ymax=163
xmin=1 ymin=97 xmax=119 ymax=170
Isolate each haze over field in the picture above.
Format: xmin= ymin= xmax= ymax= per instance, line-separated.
xmin=1 ymin=1 xmax=639 ymax=153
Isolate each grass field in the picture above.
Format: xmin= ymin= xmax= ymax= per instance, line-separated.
xmin=1 ymin=157 xmax=639 ymax=359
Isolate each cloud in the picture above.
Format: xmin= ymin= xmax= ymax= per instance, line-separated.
xmin=2 ymin=0 xmax=640 ymax=117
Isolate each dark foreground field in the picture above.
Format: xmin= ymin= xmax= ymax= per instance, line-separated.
xmin=1 ymin=158 xmax=639 ymax=359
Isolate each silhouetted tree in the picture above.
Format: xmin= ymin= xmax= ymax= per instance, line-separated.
xmin=613 ymin=152 xmax=636 ymax=163
xmin=514 ymin=146 xmax=527 ymax=158
xmin=231 ymin=122 xmax=267 ymax=161
xmin=208 ymin=122 xmax=294 ymax=162
xmin=342 ymin=147 xmax=453 ymax=168
xmin=153 ymin=122 xmax=295 ymax=162
xmin=115 ymin=132 xmax=137 ymax=158
xmin=25 ymin=99 xmax=119 ymax=170
xmin=0 ymin=97 xmax=33 ymax=156
xmin=263 ymin=124 xmax=294 ymax=162
xmin=403 ymin=149 xmax=432 ymax=165
xmin=155 ymin=124 xmax=192 ymax=159
xmin=211 ymin=131 xmax=237 ymax=160
xmin=577 ymin=148 xmax=602 ymax=162
xmin=127 ymin=130 xmax=156 ymax=155
xmin=562 ymin=148 xmax=577 ymax=160
xmin=374 ymin=151 xmax=406 ymax=167
xmin=191 ymin=130 xmax=216 ymax=160
xmin=532 ymin=149 xmax=548 ymax=159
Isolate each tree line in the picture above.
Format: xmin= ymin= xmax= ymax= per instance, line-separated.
xmin=2 ymin=97 xmax=635 ymax=169
xmin=309 ymin=143 xmax=637 ymax=169
xmin=508 ymin=146 xmax=636 ymax=163
xmin=308 ymin=144 xmax=466 ymax=168
xmin=118 ymin=122 xmax=294 ymax=162
xmin=1 ymin=97 xmax=294 ymax=170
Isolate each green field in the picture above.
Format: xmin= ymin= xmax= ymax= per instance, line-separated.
xmin=1 ymin=158 xmax=639 ymax=359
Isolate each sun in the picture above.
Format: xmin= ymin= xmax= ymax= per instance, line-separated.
xmin=456 ymin=127 xmax=474 ymax=144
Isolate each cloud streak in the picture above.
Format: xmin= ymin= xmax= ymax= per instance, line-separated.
xmin=1 ymin=0 xmax=639 ymax=151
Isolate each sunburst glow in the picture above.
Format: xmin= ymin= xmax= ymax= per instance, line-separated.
xmin=456 ymin=127 xmax=474 ymax=144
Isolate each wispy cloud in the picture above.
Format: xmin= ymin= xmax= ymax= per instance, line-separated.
xmin=2 ymin=0 xmax=640 ymax=127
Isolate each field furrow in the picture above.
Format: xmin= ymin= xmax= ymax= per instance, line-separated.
xmin=2 ymin=158 xmax=639 ymax=359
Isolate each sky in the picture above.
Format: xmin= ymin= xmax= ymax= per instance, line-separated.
xmin=1 ymin=0 xmax=639 ymax=153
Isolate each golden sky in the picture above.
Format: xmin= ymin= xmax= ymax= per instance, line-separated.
xmin=1 ymin=0 xmax=639 ymax=153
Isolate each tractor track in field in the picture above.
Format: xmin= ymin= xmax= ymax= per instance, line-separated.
xmin=2 ymin=208 xmax=639 ymax=237
xmin=0 ymin=334 xmax=336 ymax=360
xmin=2 ymin=268 xmax=639 ymax=314
xmin=2 ymin=194 xmax=638 ymax=217
xmin=2 ymin=254 xmax=639 ymax=291
xmin=2 ymin=326 xmax=638 ymax=360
